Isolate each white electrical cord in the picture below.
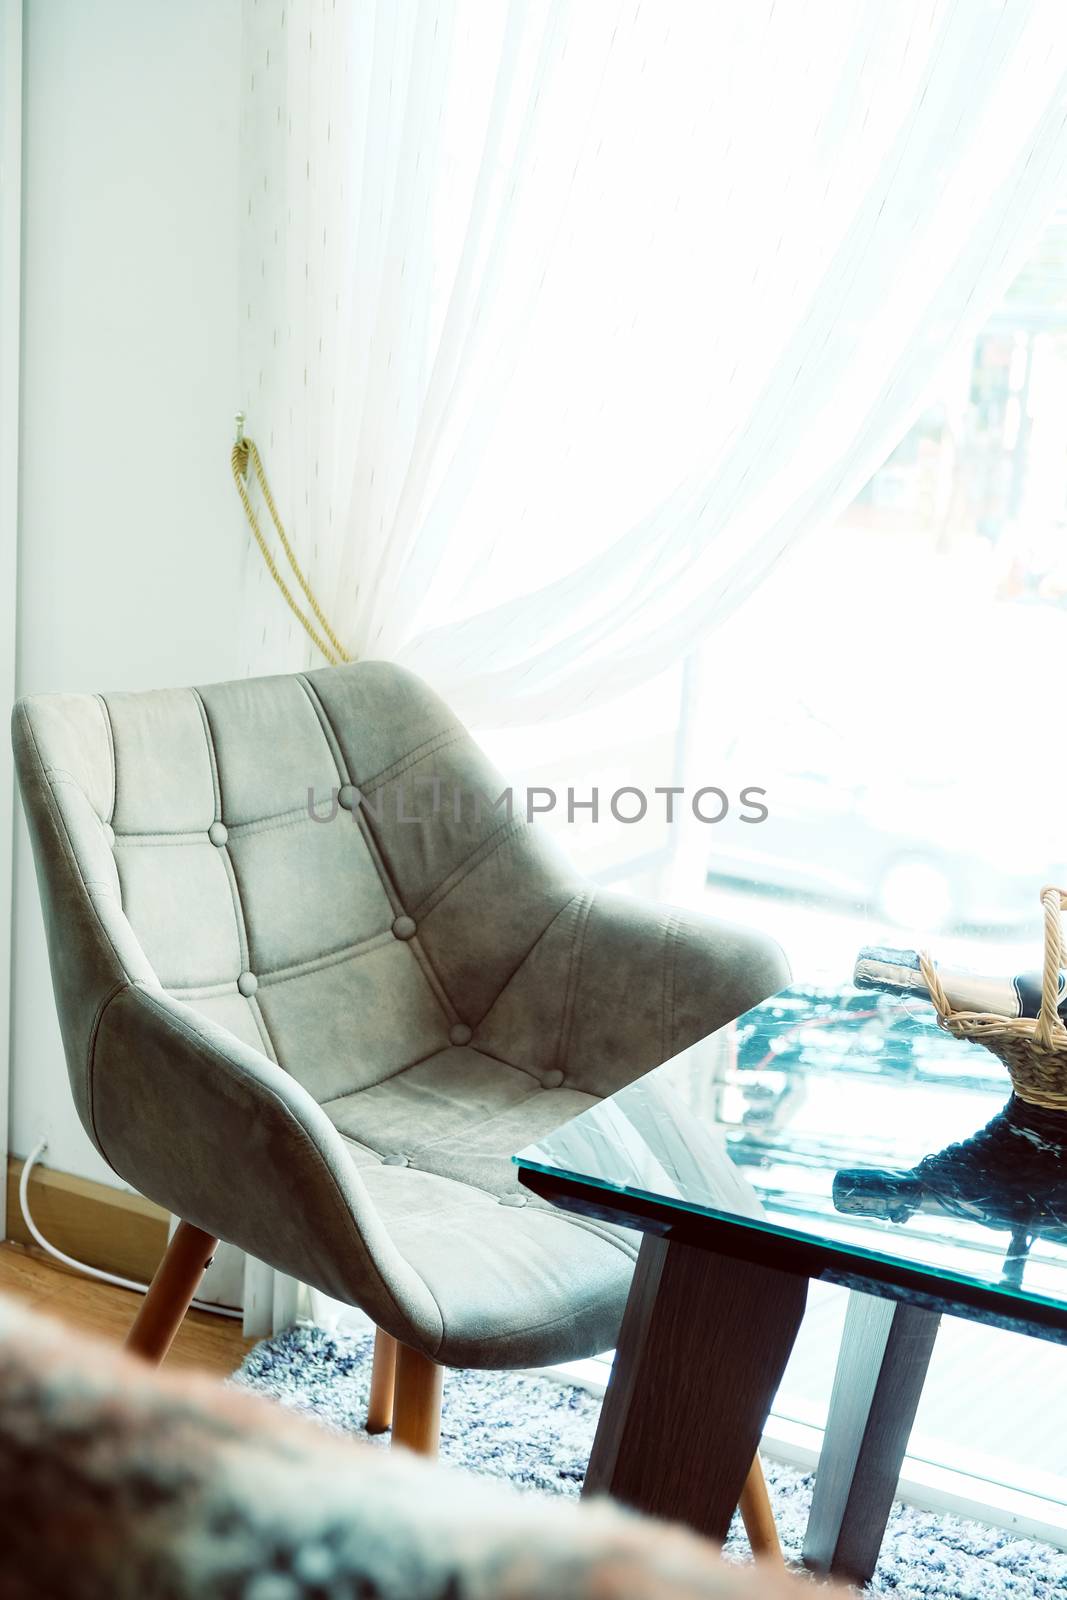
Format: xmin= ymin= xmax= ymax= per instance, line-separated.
xmin=19 ymin=1139 xmax=243 ymax=1320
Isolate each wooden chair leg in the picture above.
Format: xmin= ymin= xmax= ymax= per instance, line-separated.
xmin=124 ymin=1221 xmax=219 ymax=1366
xmin=738 ymin=1453 xmax=781 ymax=1561
xmin=392 ymin=1342 xmax=443 ymax=1457
xmin=366 ymin=1328 xmax=398 ymax=1433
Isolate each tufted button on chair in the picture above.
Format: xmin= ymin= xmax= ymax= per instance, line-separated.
xmin=12 ymin=663 xmax=788 ymax=1536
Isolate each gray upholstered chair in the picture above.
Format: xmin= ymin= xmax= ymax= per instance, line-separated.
xmin=12 ymin=663 xmax=787 ymax=1526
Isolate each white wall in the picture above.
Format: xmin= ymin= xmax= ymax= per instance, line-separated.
xmin=0 ymin=0 xmax=25 ymax=1232
xmin=12 ymin=0 xmax=247 ymax=1184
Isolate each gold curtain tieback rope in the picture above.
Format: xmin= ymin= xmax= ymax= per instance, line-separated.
xmin=230 ymin=418 xmax=351 ymax=666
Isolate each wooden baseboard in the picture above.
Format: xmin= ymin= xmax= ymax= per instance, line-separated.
xmin=5 ymin=1156 xmax=169 ymax=1284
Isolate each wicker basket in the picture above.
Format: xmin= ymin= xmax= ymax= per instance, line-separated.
xmin=919 ymin=886 xmax=1067 ymax=1111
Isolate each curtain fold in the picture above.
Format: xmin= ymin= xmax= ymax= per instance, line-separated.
xmin=235 ymin=0 xmax=1067 ymax=1330
xmin=240 ymin=0 xmax=1067 ymax=723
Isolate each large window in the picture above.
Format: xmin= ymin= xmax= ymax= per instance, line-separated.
xmin=482 ymin=206 xmax=1067 ymax=1541
xmin=699 ymin=207 xmax=1067 ymax=976
xmin=689 ymin=205 xmax=1067 ymax=1539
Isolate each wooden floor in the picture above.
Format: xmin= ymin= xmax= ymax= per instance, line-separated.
xmin=0 ymin=1241 xmax=253 ymax=1378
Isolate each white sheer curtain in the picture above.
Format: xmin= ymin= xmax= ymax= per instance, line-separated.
xmin=234 ymin=0 xmax=1067 ymax=1332
xmin=240 ymin=0 xmax=1067 ymax=720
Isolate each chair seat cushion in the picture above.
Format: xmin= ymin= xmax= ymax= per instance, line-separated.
xmin=323 ymin=1046 xmax=596 ymax=1189
xmin=321 ymin=1047 xmax=639 ymax=1367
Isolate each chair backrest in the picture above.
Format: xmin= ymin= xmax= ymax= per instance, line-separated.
xmin=13 ymin=662 xmax=578 ymax=1157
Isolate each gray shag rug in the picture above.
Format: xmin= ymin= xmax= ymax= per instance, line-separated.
xmin=235 ymin=1324 xmax=1067 ymax=1598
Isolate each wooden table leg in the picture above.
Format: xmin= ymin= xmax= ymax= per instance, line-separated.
xmin=804 ymin=1290 xmax=940 ymax=1585
xmin=584 ymin=1235 xmax=808 ymax=1545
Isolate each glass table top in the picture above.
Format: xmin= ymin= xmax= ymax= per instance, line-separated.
xmin=514 ymin=985 xmax=1067 ymax=1338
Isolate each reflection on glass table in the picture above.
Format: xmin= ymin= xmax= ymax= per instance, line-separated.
xmin=514 ymin=984 xmax=1067 ymax=1585
xmin=834 ymin=1094 xmax=1067 ymax=1292
xmin=518 ymin=983 xmax=1067 ymax=1329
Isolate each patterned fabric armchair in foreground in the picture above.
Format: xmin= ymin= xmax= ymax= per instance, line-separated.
xmin=12 ymin=662 xmax=787 ymax=1540
xmin=0 ymin=1295 xmax=811 ymax=1599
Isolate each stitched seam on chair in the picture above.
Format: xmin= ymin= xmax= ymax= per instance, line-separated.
xmin=103 ymin=802 xmax=341 ymax=838
xmin=332 ymin=796 xmax=409 ymax=917
xmin=100 ymin=692 xmax=214 ymax=835
xmin=247 ymin=996 xmax=279 ymax=1062
xmin=222 ymin=810 xmax=320 ymax=842
xmin=301 ymin=677 xmax=459 ymax=1023
xmin=343 ymin=810 xmax=395 ymax=892
xmin=555 ymin=890 xmax=593 ymax=1076
xmin=85 ymin=979 xmax=133 ymax=1154
xmin=505 ymin=1302 xmax=614 ymax=1337
xmin=550 ymin=893 xmax=592 ymax=1076
xmin=194 ymin=692 xmax=254 ymax=976
xmin=295 ymin=675 xmax=460 ymax=1024
xmin=668 ymin=911 xmax=680 ymax=1055
xmin=339 ymin=1132 xmax=382 ymax=1165
xmin=254 ymin=928 xmax=397 ymax=985
xmin=218 ymin=846 xmax=259 ymax=977
xmin=316 ymin=1029 xmax=477 ymax=1111
xmin=402 ymin=936 xmax=459 ymax=1023
xmin=466 ymin=892 xmax=584 ymax=1037
xmin=166 ymin=978 xmax=245 ymax=1000
xmin=196 ymin=700 xmax=271 ymax=1054
xmin=94 ymin=695 xmax=117 ymax=824
xmin=296 ymin=673 xmax=350 ymax=779
xmin=535 ymin=1212 xmax=641 ymax=1259
xmin=449 ymin=1038 xmax=532 ymax=1076
xmin=318 ymin=1051 xmax=542 ymax=1126
xmin=97 ymin=810 xmax=363 ymax=839
xmin=661 ymin=910 xmax=681 ymax=1062
xmin=48 ymin=773 xmax=116 ymax=823
xmin=434 ymin=1225 xmax=639 ymax=1353
xmin=84 ymin=883 xmax=122 ymax=908
xmin=365 ymin=1157 xmax=578 ymax=1223
xmin=16 ymin=707 xmax=131 ymax=1129
xmin=22 ymin=747 xmax=109 ymax=905
xmin=360 ymin=727 xmax=464 ymax=795
xmin=318 ymin=1037 xmax=544 ymax=1134
xmin=454 ymin=1290 xmax=632 ymax=1351
xmin=41 ymin=762 xmax=84 ymax=786
xmin=413 ymin=815 xmax=528 ymax=921
xmin=477 ymin=892 xmax=579 ymax=1015
xmin=511 ymin=1200 xmax=641 ymax=1260
xmin=230 ymin=803 xmax=329 ymax=836
xmin=357 ymin=1081 xmax=564 ymax=1161
xmin=32 ymin=760 xmax=128 ymax=1072
xmin=359 ymin=1163 xmax=636 ymax=1354
xmin=112 ymin=832 xmax=217 ymax=848
xmin=192 ymin=689 xmax=223 ymax=819
xmin=47 ymin=774 xmax=119 ymax=913
xmin=301 ymin=678 xmax=407 ymax=916
xmin=661 ymin=914 xmax=669 ymax=1062
xmin=218 ymin=849 xmax=252 ymax=972
xmin=297 ymin=681 xmax=413 ymax=982
xmin=317 ymin=1053 xmax=436 ymax=1115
